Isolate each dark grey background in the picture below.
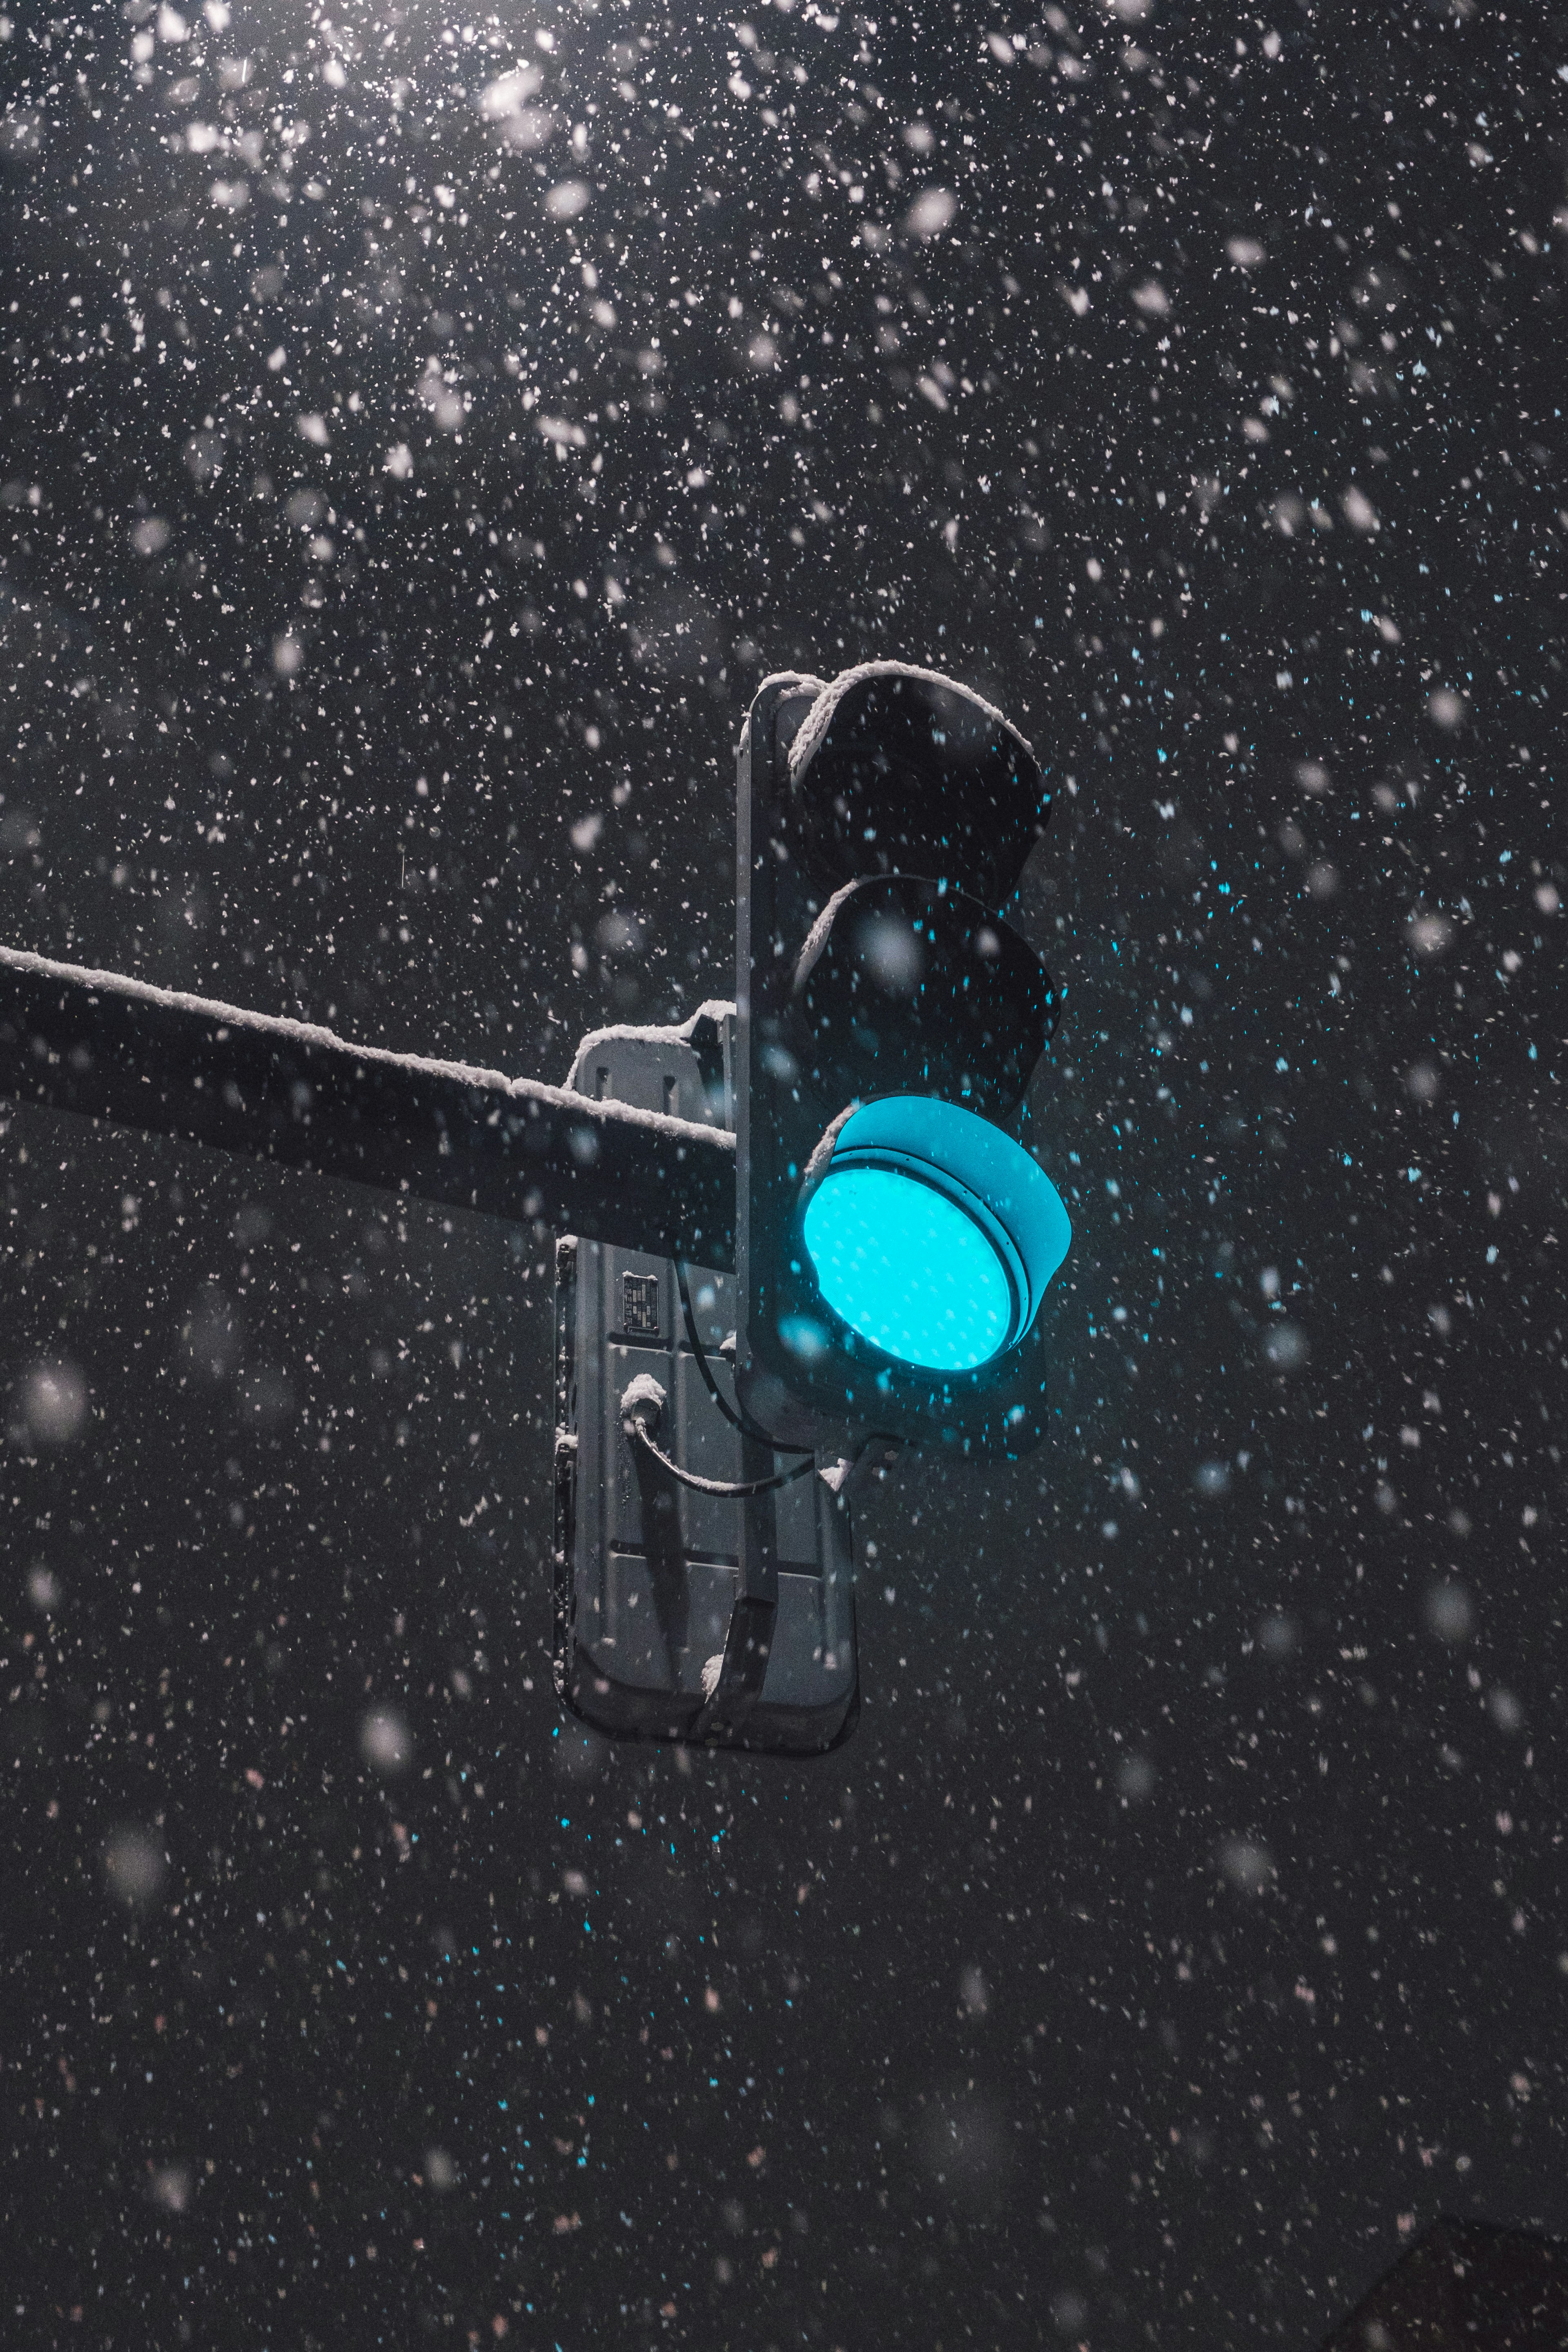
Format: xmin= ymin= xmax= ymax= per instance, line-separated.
xmin=1 ymin=2 xmax=1563 ymax=2345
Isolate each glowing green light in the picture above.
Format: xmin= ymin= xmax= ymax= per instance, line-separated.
xmin=802 ymin=1165 xmax=1015 ymax=1371
xmin=794 ymin=1096 xmax=1072 ymax=1381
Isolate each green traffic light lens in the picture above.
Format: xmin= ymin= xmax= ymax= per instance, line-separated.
xmin=802 ymin=1165 xmax=1016 ymax=1372
xmin=797 ymin=1096 xmax=1072 ymax=1376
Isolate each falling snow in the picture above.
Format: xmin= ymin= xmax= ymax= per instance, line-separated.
xmin=0 ymin=0 xmax=1563 ymax=2345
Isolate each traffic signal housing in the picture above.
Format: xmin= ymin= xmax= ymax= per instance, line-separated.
xmin=735 ymin=663 xmax=1071 ymax=1459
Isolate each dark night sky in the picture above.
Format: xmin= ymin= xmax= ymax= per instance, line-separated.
xmin=1 ymin=1 xmax=1565 ymax=2346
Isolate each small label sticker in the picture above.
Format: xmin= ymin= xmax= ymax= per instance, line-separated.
xmin=621 ymin=1272 xmax=661 ymax=1339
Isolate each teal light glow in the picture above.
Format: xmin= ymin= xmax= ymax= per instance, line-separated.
xmin=796 ymin=1096 xmax=1072 ymax=1377
xmin=802 ymin=1165 xmax=1015 ymax=1371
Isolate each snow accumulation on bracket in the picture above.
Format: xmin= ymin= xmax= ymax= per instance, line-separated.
xmin=0 ymin=944 xmax=737 ymax=1267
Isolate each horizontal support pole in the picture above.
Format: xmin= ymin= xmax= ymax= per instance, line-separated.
xmin=0 ymin=945 xmax=736 ymax=1267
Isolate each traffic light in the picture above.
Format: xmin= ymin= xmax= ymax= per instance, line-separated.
xmin=551 ymin=662 xmax=1071 ymax=1753
xmin=733 ymin=663 xmax=1070 ymax=1459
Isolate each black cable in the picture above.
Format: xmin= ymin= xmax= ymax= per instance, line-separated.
xmin=625 ymin=1412 xmax=815 ymax=1499
xmin=675 ymin=1260 xmax=814 ymax=1454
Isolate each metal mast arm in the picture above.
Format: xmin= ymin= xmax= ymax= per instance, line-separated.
xmin=0 ymin=944 xmax=735 ymax=1267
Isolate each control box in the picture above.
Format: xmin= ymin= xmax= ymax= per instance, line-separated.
xmin=552 ymin=1006 xmax=860 ymax=1754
